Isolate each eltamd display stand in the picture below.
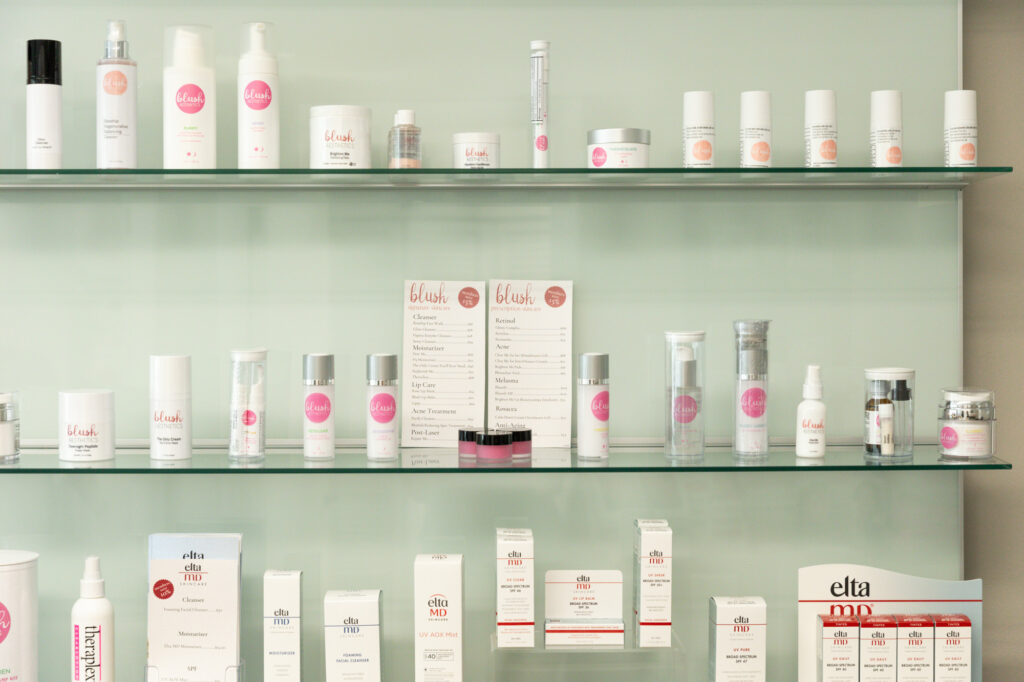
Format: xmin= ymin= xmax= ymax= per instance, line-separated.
xmin=144 ymin=662 xmax=244 ymax=682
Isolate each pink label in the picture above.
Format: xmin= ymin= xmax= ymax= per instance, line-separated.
xmin=545 ymin=286 xmax=567 ymax=308
xmin=305 ymin=393 xmax=332 ymax=423
xmin=102 ymin=70 xmax=127 ymax=96
xmin=591 ymin=147 xmax=607 ymax=167
xmin=369 ymin=393 xmax=396 ymax=423
xmin=741 ymin=388 xmax=766 ymax=418
xmin=243 ymin=80 xmax=272 ymax=110
xmin=74 ymin=623 xmax=80 ymax=679
xmin=536 ymin=134 xmax=548 ymax=151
xmin=673 ymin=395 xmax=698 ymax=424
xmin=591 ymin=390 xmax=610 ymax=422
xmin=0 ymin=601 xmax=10 ymax=644
xmin=940 ymin=426 xmax=959 ymax=450
xmin=458 ymin=286 xmax=480 ymax=308
xmin=175 ymin=84 xmax=206 ymax=114
xmin=242 ymin=409 xmax=257 ymax=426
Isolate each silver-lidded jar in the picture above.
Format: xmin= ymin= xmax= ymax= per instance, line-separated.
xmin=938 ymin=387 xmax=995 ymax=459
xmin=587 ymin=128 xmax=651 ymax=168
xmin=367 ymin=353 xmax=398 ymax=386
xmin=0 ymin=392 xmax=19 ymax=462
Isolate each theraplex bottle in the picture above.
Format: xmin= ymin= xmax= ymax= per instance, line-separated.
xmin=71 ymin=556 xmax=115 ymax=682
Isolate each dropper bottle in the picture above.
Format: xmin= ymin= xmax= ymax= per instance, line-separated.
xmin=71 ymin=556 xmax=115 ymax=681
xmin=388 ymin=109 xmax=422 ymax=168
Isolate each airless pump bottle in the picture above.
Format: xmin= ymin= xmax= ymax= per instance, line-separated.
xmin=303 ymin=353 xmax=335 ymax=460
xmin=734 ymin=320 xmax=770 ymax=457
xmin=366 ymin=354 xmax=399 ymax=460
xmin=97 ymin=20 xmax=137 ymax=168
xmin=795 ymin=364 xmax=826 ymax=458
xmin=71 ymin=556 xmax=114 ymax=682
xmin=27 ymin=39 xmax=62 ymax=169
xmin=577 ymin=353 xmax=610 ymax=459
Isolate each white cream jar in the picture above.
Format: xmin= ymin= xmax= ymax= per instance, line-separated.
xmin=58 ymin=389 xmax=115 ymax=461
xmin=587 ymin=128 xmax=651 ymax=168
xmin=453 ymin=132 xmax=500 ymax=169
xmin=309 ymin=105 xmax=372 ymax=169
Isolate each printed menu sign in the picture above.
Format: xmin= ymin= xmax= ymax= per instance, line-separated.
xmin=488 ymin=280 xmax=573 ymax=447
xmin=402 ymin=280 xmax=486 ymax=447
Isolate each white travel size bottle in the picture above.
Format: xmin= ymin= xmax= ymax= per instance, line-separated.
xmin=164 ymin=25 xmax=216 ymax=169
xmin=366 ymin=354 xmax=399 ymax=460
xmin=26 ymin=39 xmax=62 ymax=169
xmin=795 ymin=364 xmax=826 ymax=458
xmin=577 ymin=353 xmax=610 ymax=459
xmin=303 ymin=353 xmax=335 ymax=460
xmin=150 ymin=355 xmax=192 ymax=460
xmin=96 ymin=20 xmax=137 ymax=169
xmin=71 ymin=556 xmax=114 ymax=682
xmin=238 ymin=22 xmax=279 ymax=169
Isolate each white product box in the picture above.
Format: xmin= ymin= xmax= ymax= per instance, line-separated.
xmin=414 ymin=554 xmax=463 ymax=682
xmin=496 ymin=529 xmax=534 ymax=647
xmin=544 ymin=570 xmax=623 ymax=620
xmin=708 ymin=596 xmax=767 ymax=682
xmin=633 ymin=520 xmax=672 ymax=647
xmin=859 ymin=614 xmax=897 ymax=682
xmin=146 ymin=533 xmax=242 ymax=682
xmin=324 ymin=589 xmax=382 ymax=682
xmin=817 ymin=614 xmax=859 ymax=682
xmin=933 ymin=614 xmax=971 ymax=681
xmin=544 ymin=619 xmax=625 ymax=648
xmin=895 ymin=615 xmax=934 ymax=682
xmin=264 ymin=570 xmax=301 ymax=682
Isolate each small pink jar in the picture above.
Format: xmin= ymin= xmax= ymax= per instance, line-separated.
xmin=475 ymin=429 xmax=513 ymax=461
xmin=510 ymin=428 xmax=532 ymax=457
xmin=458 ymin=428 xmax=481 ymax=456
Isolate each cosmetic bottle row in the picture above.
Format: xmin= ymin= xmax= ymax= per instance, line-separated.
xmin=22 ymin=25 xmax=979 ymax=171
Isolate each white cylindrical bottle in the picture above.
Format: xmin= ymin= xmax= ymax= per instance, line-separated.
xmin=577 ymin=353 xmax=610 ymax=459
xmin=944 ymin=90 xmax=978 ymax=167
xmin=734 ymin=320 xmax=770 ymax=457
xmin=795 ymin=364 xmax=827 ymax=458
xmin=804 ymin=90 xmax=837 ymax=168
xmin=96 ymin=21 xmax=137 ymax=169
xmin=870 ymin=90 xmax=903 ymax=168
xmin=740 ymin=90 xmax=771 ymax=168
xmin=71 ymin=556 xmax=114 ymax=682
xmin=150 ymin=355 xmax=192 ymax=461
xmin=303 ymin=353 xmax=335 ymax=460
xmin=238 ymin=22 xmax=279 ymax=169
xmin=683 ymin=91 xmax=715 ymax=168
xmin=27 ymin=39 xmax=62 ymax=170
xmin=229 ymin=348 xmax=267 ymax=460
xmin=530 ymin=40 xmax=549 ymax=168
xmin=366 ymin=354 xmax=399 ymax=461
xmin=164 ymin=25 xmax=216 ymax=169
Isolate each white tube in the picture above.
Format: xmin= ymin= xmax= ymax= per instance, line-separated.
xmin=530 ymin=40 xmax=549 ymax=169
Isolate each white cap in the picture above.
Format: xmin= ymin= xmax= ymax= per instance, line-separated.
xmin=945 ymin=90 xmax=977 ymax=125
xmin=683 ymin=91 xmax=714 ymax=125
xmin=804 ymin=90 xmax=836 ymax=126
xmin=394 ymin=109 xmax=415 ymax=126
xmin=80 ymin=556 xmax=105 ymax=599
xmin=150 ymin=355 xmax=191 ymax=399
xmin=740 ymin=91 xmax=771 ymax=128
xmin=665 ymin=330 xmax=706 ymax=343
xmin=802 ymin=364 xmax=823 ymax=400
xmin=871 ymin=90 xmax=902 ymax=129
xmin=107 ymin=20 xmax=127 ymax=42
xmin=865 ymin=367 xmax=915 ymax=381
xmin=453 ymin=132 xmax=500 ymax=145
xmin=310 ymin=105 xmax=371 ymax=119
xmin=167 ymin=25 xmax=213 ymax=69
xmin=239 ymin=22 xmax=276 ymax=74
xmin=530 ymin=40 xmax=549 ymax=51
xmin=59 ymin=390 xmax=115 ymax=417
xmin=231 ymin=348 xmax=268 ymax=362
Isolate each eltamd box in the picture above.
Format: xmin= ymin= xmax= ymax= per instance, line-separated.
xmin=147 ymin=533 xmax=242 ymax=682
xmin=708 ymin=596 xmax=766 ymax=682
xmin=544 ymin=569 xmax=624 ymax=648
xmin=633 ymin=519 xmax=672 ymax=647
xmin=264 ymin=570 xmax=302 ymax=682
xmin=414 ymin=554 xmax=463 ymax=682
xmin=496 ymin=528 xmax=534 ymax=647
xmin=858 ymin=614 xmax=897 ymax=682
xmin=324 ymin=590 xmax=382 ymax=682
xmin=895 ymin=614 xmax=934 ymax=682
xmin=932 ymin=613 xmax=971 ymax=681
xmin=817 ymin=614 xmax=859 ymax=682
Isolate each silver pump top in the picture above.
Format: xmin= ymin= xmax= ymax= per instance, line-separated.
xmin=104 ymin=20 xmax=130 ymax=60
xmin=367 ymin=354 xmax=398 ymax=384
xmin=303 ymin=353 xmax=334 ymax=385
xmin=578 ymin=353 xmax=609 ymax=384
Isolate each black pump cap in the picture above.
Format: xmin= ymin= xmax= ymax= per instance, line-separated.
xmin=27 ymin=40 xmax=61 ymax=85
xmin=892 ymin=379 xmax=912 ymax=401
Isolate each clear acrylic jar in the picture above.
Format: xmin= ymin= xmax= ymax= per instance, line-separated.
xmin=864 ymin=368 xmax=914 ymax=459
xmin=0 ymin=392 xmax=19 ymax=462
xmin=938 ymin=388 xmax=995 ymax=459
xmin=664 ymin=332 xmax=705 ymax=457
xmin=229 ymin=348 xmax=267 ymax=460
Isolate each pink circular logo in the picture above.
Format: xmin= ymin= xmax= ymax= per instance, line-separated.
xmin=243 ymin=80 xmax=272 ymax=111
xmin=370 ymin=393 xmax=396 ymax=423
xmin=175 ymin=84 xmax=206 ymax=114
xmin=673 ymin=395 xmax=698 ymax=424
xmin=940 ymin=426 xmax=959 ymax=450
xmin=545 ymin=286 xmax=567 ymax=308
xmin=591 ymin=147 xmax=607 ymax=167
xmin=0 ymin=602 xmax=10 ymax=644
xmin=458 ymin=287 xmax=480 ymax=309
xmin=590 ymin=391 xmax=610 ymax=422
xmin=103 ymin=70 xmax=128 ymax=95
xmin=242 ymin=410 xmax=257 ymax=426
xmin=305 ymin=393 xmax=332 ymax=423
xmin=536 ymin=135 xmax=548 ymax=151
xmin=740 ymin=388 xmax=766 ymax=418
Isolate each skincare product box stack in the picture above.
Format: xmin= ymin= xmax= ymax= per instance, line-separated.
xmin=544 ymin=570 xmax=625 ymax=648
xmin=496 ymin=529 xmax=535 ymax=647
xmin=633 ymin=519 xmax=673 ymax=647
xmin=709 ymin=596 xmax=767 ymax=682
xmin=324 ymin=589 xmax=383 ymax=682
xmin=414 ymin=554 xmax=463 ymax=682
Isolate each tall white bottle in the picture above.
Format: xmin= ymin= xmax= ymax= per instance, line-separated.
xmin=577 ymin=353 xmax=610 ymax=459
xmin=163 ymin=25 xmax=216 ymax=169
xmin=795 ymin=364 xmax=827 ymax=458
xmin=150 ymin=355 xmax=192 ymax=461
xmin=238 ymin=22 xmax=279 ymax=169
xmin=71 ymin=556 xmax=115 ymax=682
xmin=366 ymin=354 xmax=399 ymax=460
xmin=96 ymin=20 xmax=137 ymax=169
xmin=303 ymin=353 xmax=335 ymax=460
xmin=26 ymin=39 xmax=62 ymax=169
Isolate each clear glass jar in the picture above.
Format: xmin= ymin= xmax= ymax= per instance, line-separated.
xmin=664 ymin=332 xmax=705 ymax=457
xmin=864 ymin=368 xmax=914 ymax=459
xmin=938 ymin=387 xmax=995 ymax=459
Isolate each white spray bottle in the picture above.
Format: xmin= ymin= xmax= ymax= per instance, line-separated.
xmin=795 ymin=364 xmax=826 ymax=458
xmin=71 ymin=556 xmax=115 ymax=681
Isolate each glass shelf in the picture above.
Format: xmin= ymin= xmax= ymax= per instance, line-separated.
xmin=0 ymin=166 xmax=1010 ymax=190
xmin=4 ymin=445 xmax=1009 ymax=473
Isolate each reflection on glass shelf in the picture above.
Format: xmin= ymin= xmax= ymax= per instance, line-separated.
xmin=0 ymin=166 xmax=1010 ymax=189
xmin=1 ymin=445 xmax=1010 ymax=473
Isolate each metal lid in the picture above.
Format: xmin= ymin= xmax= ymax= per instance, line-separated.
xmin=733 ymin=319 xmax=770 ymax=339
xmin=578 ymin=353 xmax=609 ymax=383
xmin=303 ymin=353 xmax=334 ymax=384
xmin=587 ymin=128 xmax=651 ymax=145
xmin=458 ymin=427 xmax=482 ymax=443
xmin=476 ymin=429 xmax=512 ymax=446
xmin=366 ymin=354 xmax=398 ymax=383
xmin=865 ymin=367 xmax=914 ymax=381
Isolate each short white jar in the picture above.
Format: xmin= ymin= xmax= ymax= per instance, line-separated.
xmin=938 ymin=388 xmax=995 ymax=458
xmin=309 ymin=105 xmax=372 ymax=169
xmin=58 ymin=389 xmax=115 ymax=462
xmin=453 ymin=132 xmax=500 ymax=169
xmin=587 ymin=128 xmax=650 ymax=168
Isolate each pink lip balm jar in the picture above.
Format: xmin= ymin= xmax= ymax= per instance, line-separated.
xmin=475 ymin=429 xmax=513 ymax=461
xmin=458 ymin=428 xmax=481 ymax=456
xmin=510 ymin=428 xmax=532 ymax=457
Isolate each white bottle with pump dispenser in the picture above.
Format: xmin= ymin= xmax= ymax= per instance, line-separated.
xmin=97 ymin=20 xmax=137 ymax=169
xmin=163 ymin=25 xmax=216 ymax=169
xmin=71 ymin=556 xmax=115 ymax=682
xmin=238 ymin=22 xmax=278 ymax=169
xmin=795 ymin=364 xmax=826 ymax=458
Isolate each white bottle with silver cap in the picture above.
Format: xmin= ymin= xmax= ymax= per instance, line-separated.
xmin=0 ymin=392 xmax=20 ymax=462
xmin=734 ymin=320 xmax=770 ymax=456
xmin=96 ymin=20 xmax=137 ymax=169
xmin=238 ymin=22 xmax=279 ymax=169
xmin=150 ymin=355 xmax=192 ymax=461
xmin=229 ymin=348 xmax=267 ymax=460
xmin=366 ymin=354 xmax=399 ymax=460
xmin=795 ymin=364 xmax=826 ymax=458
xmin=577 ymin=353 xmax=610 ymax=459
xmin=665 ymin=332 xmax=705 ymax=457
xmin=71 ymin=556 xmax=115 ymax=682
xmin=303 ymin=353 xmax=335 ymax=460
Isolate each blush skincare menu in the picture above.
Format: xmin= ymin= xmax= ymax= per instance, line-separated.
xmin=402 ymin=281 xmax=486 ymax=447
xmin=487 ymin=280 xmax=573 ymax=447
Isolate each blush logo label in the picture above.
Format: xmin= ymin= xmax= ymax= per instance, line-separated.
xmin=409 ymin=281 xmax=448 ymax=305
xmin=243 ymin=80 xmax=272 ymax=110
xmin=494 ymin=282 xmax=535 ymax=306
xmin=819 ymin=139 xmax=837 ymax=161
xmin=673 ymin=395 xmax=698 ymax=424
xmin=324 ymin=129 xmax=354 ymax=143
xmin=750 ymin=141 xmax=771 ymax=162
xmin=741 ymin=388 xmax=767 ymax=418
xmin=545 ymin=286 xmax=567 ymax=307
xmin=591 ymin=391 xmax=610 ymax=421
xmin=692 ymin=139 xmax=713 ymax=161
xmin=465 ymin=147 xmax=489 ymax=158
xmin=458 ymin=286 xmax=480 ymax=308
xmin=940 ymin=426 xmax=959 ymax=450
xmin=305 ymin=393 xmax=332 ymax=423
xmin=175 ymin=84 xmax=206 ymax=114
xmin=242 ymin=410 xmax=257 ymax=426
xmin=68 ymin=425 xmax=98 ymax=438
xmin=591 ymin=147 xmax=608 ymax=167
xmin=0 ymin=601 xmax=10 ymax=644
xmin=369 ymin=393 xmax=396 ymax=423
xmin=886 ymin=146 xmax=903 ymax=164
xmin=535 ymin=135 xmax=548 ymax=151
xmin=102 ymin=70 xmax=128 ymax=96
xmin=153 ymin=410 xmax=183 ymax=424
xmin=959 ymin=142 xmax=977 ymax=161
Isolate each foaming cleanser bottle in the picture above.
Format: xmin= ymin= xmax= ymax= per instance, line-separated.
xmin=795 ymin=364 xmax=826 ymax=458
xmin=71 ymin=556 xmax=114 ymax=682
xmin=150 ymin=355 xmax=192 ymax=460
xmin=302 ymin=353 xmax=334 ymax=459
xmin=164 ymin=25 xmax=216 ymax=169
xmin=26 ymin=39 xmax=62 ymax=169
xmin=734 ymin=320 xmax=770 ymax=457
xmin=96 ymin=20 xmax=137 ymax=168
xmin=366 ymin=354 xmax=399 ymax=460
xmin=238 ymin=22 xmax=279 ymax=169
xmin=577 ymin=353 xmax=610 ymax=459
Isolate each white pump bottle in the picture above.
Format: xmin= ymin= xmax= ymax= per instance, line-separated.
xmin=795 ymin=364 xmax=827 ymax=458
xmin=71 ymin=556 xmax=115 ymax=682
xmin=237 ymin=22 xmax=279 ymax=168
